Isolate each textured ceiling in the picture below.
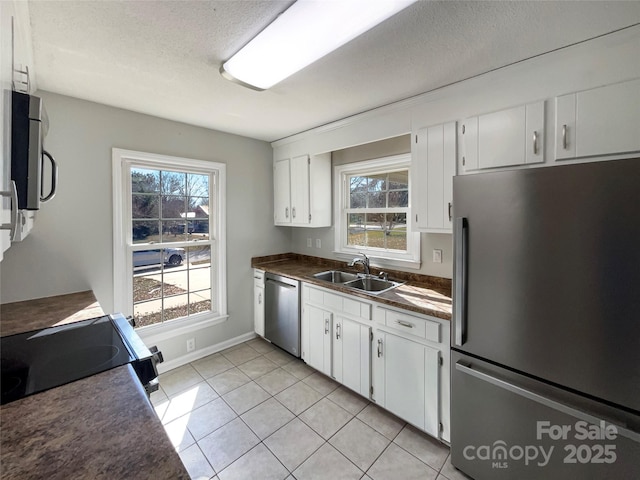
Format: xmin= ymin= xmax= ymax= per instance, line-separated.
xmin=28 ymin=1 xmax=640 ymax=142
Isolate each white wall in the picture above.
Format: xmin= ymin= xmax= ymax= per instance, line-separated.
xmin=0 ymin=92 xmax=291 ymax=360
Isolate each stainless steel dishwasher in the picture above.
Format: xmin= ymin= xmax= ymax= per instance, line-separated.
xmin=264 ymin=273 xmax=300 ymax=357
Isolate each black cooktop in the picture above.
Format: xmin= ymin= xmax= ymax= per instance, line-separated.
xmin=0 ymin=316 xmax=135 ymax=405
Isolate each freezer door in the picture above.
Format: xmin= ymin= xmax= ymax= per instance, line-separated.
xmin=452 ymin=158 xmax=640 ymax=412
xmin=450 ymin=351 xmax=640 ymax=480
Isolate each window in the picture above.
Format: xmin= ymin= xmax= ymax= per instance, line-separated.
xmin=334 ymin=154 xmax=420 ymax=266
xmin=113 ymin=149 xmax=226 ymax=334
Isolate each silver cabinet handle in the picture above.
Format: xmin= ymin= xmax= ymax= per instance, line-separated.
xmin=258 ymin=293 xmax=262 ymax=304
xmin=455 ymin=362 xmax=640 ymax=443
xmin=336 ymin=323 xmax=341 ymax=340
xmin=0 ymin=181 xmax=19 ymax=241
xmin=285 ymin=207 xmax=289 ymax=219
xmin=377 ymin=338 xmax=383 ymax=358
xmin=325 ymin=318 xmax=329 ymax=335
xmin=562 ymin=124 xmax=568 ymax=150
xmin=532 ymin=131 xmax=538 ymax=155
xmin=454 ymin=217 xmax=468 ymax=346
xmin=292 ymin=207 xmax=296 ymax=218
xmin=396 ymin=319 xmax=414 ymax=329
xmin=40 ymin=150 xmax=58 ymax=203
xmin=448 ymin=202 xmax=452 ymax=222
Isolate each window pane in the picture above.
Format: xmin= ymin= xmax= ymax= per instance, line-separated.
xmin=188 ymin=245 xmax=211 ymax=265
xmin=161 ymin=195 xmax=186 ymax=219
xmin=161 ymin=171 xmax=186 ymax=195
xmin=133 ymin=272 xmax=162 ymax=302
xmin=189 ymin=265 xmax=211 ymax=292
xmin=366 ymin=213 xmax=386 ymax=248
xmin=349 ymin=192 xmax=366 ymax=209
xmin=134 ymin=300 xmax=162 ymax=328
xmin=132 ymin=168 xmax=159 ymax=193
xmin=349 ymin=175 xmax=368 ymax=194
xmin=388 ymin=170 xmax=408 ymax=190
xmin=367 ymin=174 xmax=387 ymax=192
xmin=164 ymin=269 xmax=188 ymax=294
xmin=187 ymin=173 xmax=209 ymax=197
xmin=385 ymin=213 xmax=407 ymax=251
xmin=189 ymin=196 xmax=209 ymax=217
xmin=132 ymin=221 xmax=159 ymax=243
xmin=368 ymin=191 xmax=386 ymax=208
xmin=132 ymin=194 xmax=159 ymax=219
xmin=347 ymin=214 xmax=366 ymax=246
xmin=388 ymin=190 xmax=408 ymax=208
xmin=189 ymin=290 xmax=211 ymax=315
xmin=163 ymin=294 xmax=189 ymax=322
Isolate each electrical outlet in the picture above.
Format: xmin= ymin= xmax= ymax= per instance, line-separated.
xmin=432 ymin=249 xmax=443 ymax=263
xmin=186 ymin=338 xmax=195 ymax=352
xmin=307 ymin=237 xmax=312 ymax=248
xmin=315 ymin=239 xmax=321 ymax=249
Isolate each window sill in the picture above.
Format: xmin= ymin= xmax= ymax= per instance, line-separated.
xmin=135 ymin=312 xmax=229 ymax=344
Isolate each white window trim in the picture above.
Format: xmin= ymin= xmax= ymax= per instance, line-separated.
xmin=333 ymin=154 xmax=421 ymax=269
xmin=112 ymin=148 xmax=227 ymax=339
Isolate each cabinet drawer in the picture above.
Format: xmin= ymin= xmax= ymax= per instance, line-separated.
xmin=305 ymin=285 xmax=371 ymax=321
xmin=254 ymin=269 xmax=265 ymax=286
xmin=383 ymin=309 xmax=440 ymax=343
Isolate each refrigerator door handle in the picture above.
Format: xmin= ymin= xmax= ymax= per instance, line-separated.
xmin=454 ymin=217 xmax=468 ymax=346
xmin=455 ymin=362 xmax=640 ymax=443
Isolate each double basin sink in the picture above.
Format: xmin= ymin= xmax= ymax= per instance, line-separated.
xmin=312 ymin=270 xmax=404 ymax=295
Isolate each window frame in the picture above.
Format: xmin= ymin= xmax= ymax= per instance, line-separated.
xmin=334 ymin=154 xmax=421 ymax=268
xmin=112 ymin=149 xmax=227 ymax=340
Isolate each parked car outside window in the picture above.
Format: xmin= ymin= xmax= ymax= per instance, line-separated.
xmin=133 ymin=248 xmax=185 ymax=267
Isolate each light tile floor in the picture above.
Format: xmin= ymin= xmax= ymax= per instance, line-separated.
xmin=151 ymin=337 xmax=471 ymax=480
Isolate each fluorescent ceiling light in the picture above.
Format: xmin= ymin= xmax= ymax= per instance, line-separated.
xmin=220 ymin=0 xmax=417 ymax=90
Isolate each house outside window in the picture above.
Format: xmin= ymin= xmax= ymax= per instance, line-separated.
xmin=334 ymin=154 xmax=420 ymax=267
xmin=113 ymin=149 xmax=227 ymax=335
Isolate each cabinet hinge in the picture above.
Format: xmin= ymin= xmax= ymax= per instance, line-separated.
xmin=462 ymin=124 xmax=465 ymax=134
xmin=462 ymin=156 xmax=466 ymax=166
xmin=308 ymin=157 xmax=311 ymax=165
xmin=439 ymin=356 xmax=443 ymax=366
xmin=309 ymin=214 xmax=312 ymax=221
xmin=415 ymin=134 xmax=418 ymax=143
xmin=370 ymin=330 xmax=373 ymax=342
xmin=439 ymin=422 xmax=443 ymax=432
xmin=370 ymin=386 xmax=374 ymax=395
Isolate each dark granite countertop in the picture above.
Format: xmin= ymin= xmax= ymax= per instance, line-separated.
xmin=252 ymin=254 xmax=452 ymax=321
xmin=0 ymin=291 xmax=189 ymax=479
xmin=0 ymin=365 xmax=189 ymax=480
xmin=1 ymin=290 xmax=106 ymax=337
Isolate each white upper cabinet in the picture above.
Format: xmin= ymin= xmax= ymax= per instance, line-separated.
xmin=461 ymin=100 xmax=545 ymax=172
xmin=273 ymin=153 xmax=331 ymax=227
xmin=412 ymin=122 xmax=456 ymax=233
xmin=555 ymin=78 xmax=640 ymax=160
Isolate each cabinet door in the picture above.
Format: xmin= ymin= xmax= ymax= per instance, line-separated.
xmin=274 ymin=158 xmax=291 ymax=224
xmin=254 ymin=284 xmax=265 ymax=336
xmin=556 ymin=79 xmax=640 ymax=160
xmin=333 ymin=316 xmax=370 ymax=398
xmin=463 ymin=101 xmax=545 ymax=171
xmin=304 ymin=303 xmax=332 ymax=376
xmin=290 ymin=154 xmax=310 ymax=226
xmin=412 ymin=122 xmax=456 ymax=232
xmin=374 ymin=331 xmax=440 ymax=435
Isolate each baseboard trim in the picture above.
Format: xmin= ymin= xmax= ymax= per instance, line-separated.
xmin=156 ymin=331 xmax=258 ymax=374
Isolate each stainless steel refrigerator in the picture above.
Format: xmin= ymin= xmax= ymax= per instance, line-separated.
xmin=450 ymin=158 xmax=640 ymax=479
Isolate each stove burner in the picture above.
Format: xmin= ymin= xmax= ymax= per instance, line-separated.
xmin=33 ymin=345 xmax=121 ymax=381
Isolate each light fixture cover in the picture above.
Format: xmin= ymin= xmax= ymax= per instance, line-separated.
xmin=221 ymin=0 xmax=417 ymax=90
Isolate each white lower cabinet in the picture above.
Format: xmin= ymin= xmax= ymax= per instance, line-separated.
xmin=333 ymin=316 xmax=371 ymax=398
xmin=301 ymin=282 xmax=450 ymax=442
xmin=253 ymin=269 xmax=265 ymax=337
xmin=372 ymin=305 xmax=451 ymax=442
xmin=304 ymin=303 xmax=332 ymax=376
xmin=302 ymin=284 xmax=371 ymax=397
xmin=373 ymin=330 xmax=440 ymax=437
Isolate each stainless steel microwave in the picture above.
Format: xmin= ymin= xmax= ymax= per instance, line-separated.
xmin=11 ymin=91 xmax=57 ymax=210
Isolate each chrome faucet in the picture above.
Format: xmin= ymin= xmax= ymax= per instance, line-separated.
xmin=348 ymin=253 xmax=370 ymax=275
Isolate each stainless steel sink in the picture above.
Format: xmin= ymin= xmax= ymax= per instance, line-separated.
xmin=343 ymin=276 xmax=404 ymax=294
xmin=313 ymin=270 xmax=359 ymax=283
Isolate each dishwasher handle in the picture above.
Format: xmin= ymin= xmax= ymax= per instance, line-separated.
xmin=266 ymin=278 xmax=297 ymax=290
